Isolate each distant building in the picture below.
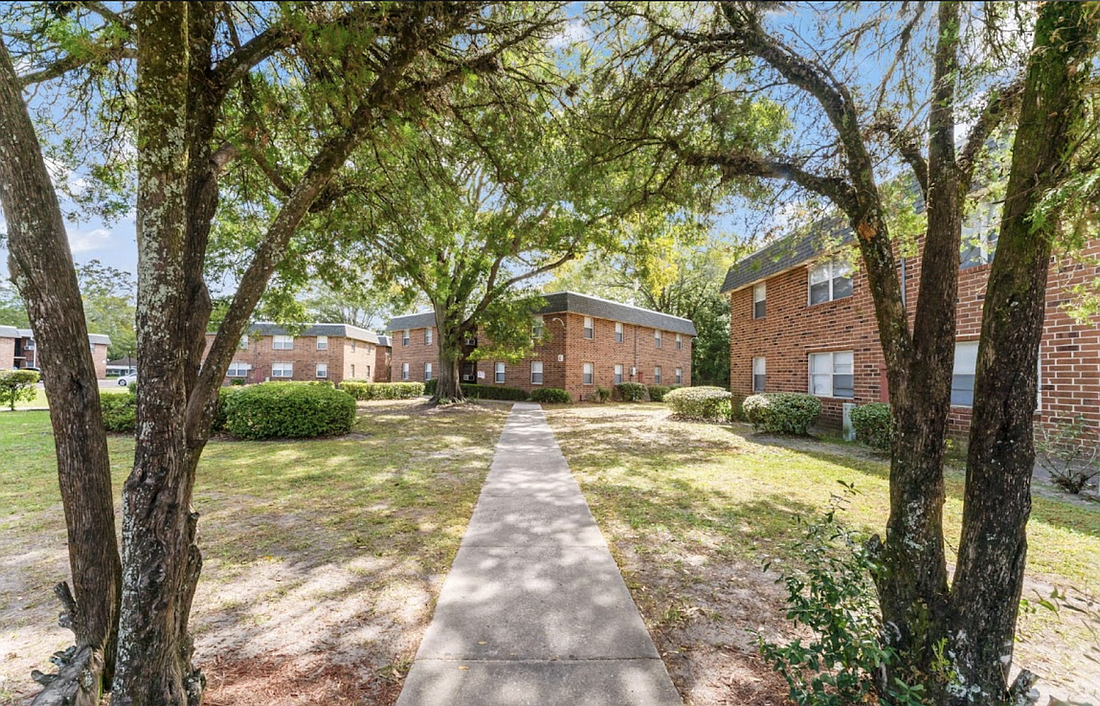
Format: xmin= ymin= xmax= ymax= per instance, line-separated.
xmin=2 ymin=326 xmax=110 ymax=379
xmin=387 ymin=291 xmax=696 ymax=401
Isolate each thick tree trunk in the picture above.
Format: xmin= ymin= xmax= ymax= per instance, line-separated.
xmin=948 ymin=5 xmax=1099 ymax=704
xmin=0 ymin=36 xmax=121 ymax=705
xmin=431 ymin=304 xmax=466 ymax=403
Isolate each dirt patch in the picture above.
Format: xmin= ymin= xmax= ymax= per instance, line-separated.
xmin=202 ymin=654 xmax=403 ymax=706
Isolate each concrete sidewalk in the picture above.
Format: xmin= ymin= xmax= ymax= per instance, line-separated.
xmin=397 ymin=402 xmax=682 ymax=706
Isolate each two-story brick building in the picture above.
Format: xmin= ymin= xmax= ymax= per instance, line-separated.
xmin=723 ymin=227 xmax=1100 ymax=442
xmin=2 ymin=326 xmax=111 ymax=379
xmin=388 ymin=291 xmax=696 ymax=402
xmin=203 ymin=323 xmax=391 ymax=386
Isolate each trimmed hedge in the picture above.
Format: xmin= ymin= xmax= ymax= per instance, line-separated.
xmin=594 ymin=386 xmax=612 ymax=403
xmin=647 ymin=384 xmax=679 ymax=402
xmin=100 ymin=388 xmax=137 ymax=432
xmin=851 ymin=402 xmax=891 ymax=450
xmin=665 ymin=386 xmax=733 ymax=422
xmin=742 ymin=392 xmax=822 ymax=435
xmin=457 ymin=383 xmax=529 ymax=401
xmin=220 ymin=382 xmax=356 ymax=440
xmin=615 ymin=382 xmax=648 ymax=402
xmin=340 ymin=381 xmax=425 ymax=400
xmin=0 ymin=369 xmax=39 ymax=410
xmin=530 ymin=387 xmax=572 ymax=404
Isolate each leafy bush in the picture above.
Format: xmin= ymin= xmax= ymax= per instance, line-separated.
xmin=850 ymin=403 xmax=891 ymax=450
xmin=100 ymin=391 xmax=136 ymax=432
xmin=423 ymin=378 xmax=436 ymax=396
xmin=742 ymin=393 xmax=822 ymax=435
xmin=594 ymin=386 xmax=611 ymax=403
xmin=1036 ymin=416 xmax=1099 ymax=494
xmin=457 ymin=383 xmax=529 ymax=401
xmin=647 ymin=384 xmax=679 ymax=402
xmin=664 ymin=386 xmax=732 ymax=422
xmin=530 ymin=387 xmax=571 ymax=404
xmin=0 ymin=369 xmax=39 ymax=410
xmin=615 ymin=382 xmax=648 ymax=402
xmin=340 ymin=381 xmax=425 ymax=400
xmin=220 ymin=382 xmax=356 ymax=440
xmin=759 ymin=485 xmax=924 ymax=706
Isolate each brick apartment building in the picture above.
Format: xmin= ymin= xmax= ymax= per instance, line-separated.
xmin=203 ymin=323 xmax=391 ymax=385
xmin=2 ymin=326 xmax=111 ymax=379
xmin=723 ymin=227 xmax=1100 ymax=442
xmin=388 ymin=291 xmax=696 ymax=402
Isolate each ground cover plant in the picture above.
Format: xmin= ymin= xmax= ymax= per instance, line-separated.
xmin=544 ymin=404 xmax=1100 ymax=706
xmin=0 ymin=400 xmax=507 ymax=706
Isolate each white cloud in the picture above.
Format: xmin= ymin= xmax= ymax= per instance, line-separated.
xmin=67 ymin=226 xmax=112 ymax=253
xmin=548 ymin=19 xmax=592 ymax=48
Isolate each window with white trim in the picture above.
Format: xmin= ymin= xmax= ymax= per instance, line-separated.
xmin=808 ymin=259 xmax=853 ymax=305
xmin=675 ymin=367 xmax=683 ymax=385
xmin=425 ymin=327 xmax=433 ymax=345
xmin=614 ymin=364 xmax=623 ymax=385
xmin=654 ymin=366 xmax=662 ymax=384
xmin=531 ymin=361 xmax=543 ymax=385
xmin=960 ymin=203 xmax=1000 ymax=269
xmin=532 ymin=316 xmax=544 ymax=339
xmin=675 ymin=333 xmax=683 ymax=350
xmin=227 ymin=362 xmax=251 ymax=378
xmin=495 ymin=362 xmax=505 ymax=383
xmin=273 ymin=335 xmax=294 ymax=350
xmin=316 ymin=362 xmax=328 ymax=378
xmin=583 ymin=316 xmax=594 ymax=339
xmin=351 ymin=339 xmax=356 ymax=352
xmin=654 ymin=330 xmax=662 ymax=348
xmin=582 ymin=362 xmax=594 ymax=385
xmin=316 ymin=335 xmax=328 ymax=350
xmin=753 ymin=282 xmax=766 ymax=318
xmin=614 ymin=322 xmax=623 ymax=343
xmin=272 ymin=362 xmax=293 ymax=378
xmin=809 ymin=351 xmax=854 ymax=398
xmin=424 ymin=362 xmax=433 ymax=381
xmin=952 ymin=341 xmax=979 ymax=406
xmin=402 ymin=329 xmax=410 ymax=346
xmin=401 ymin=363 xmax=410 ymax=380
xmin=351 ymin=364 xmax=356 ymax=378
xmin=753 ymin=357 xmax=766 ymax=392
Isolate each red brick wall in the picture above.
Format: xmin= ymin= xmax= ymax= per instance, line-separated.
xmin=730 ymin=238 xmax=1100 ymax=439
xmin=92 ymin=343 xmax=109 ymax=380
xmin=389 ymin=313 xmax=693 ymax=402
xmin=0 ymin=337 xmax=14 ymax=370
xmin=203 ymin=333 xmax=384 ymax=385
xmin=390 ymin=327 xmax=440 ymax=382
xmin=373 ymin=345 xmax=392 ymax=382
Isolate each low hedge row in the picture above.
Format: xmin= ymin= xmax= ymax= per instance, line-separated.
xmin=664 ymin=386 xmax=732 ymax=422
xmin=220 ymin=382 xmax=356 ymax=440
xmin=851 ymin=402 xmax=891 ymax=450
xmin=101 ymin=387 xmax=137 ymax=432
xmin=615 ymin=382 xmax=648 ymax=402
xmin=742 ymin=392 xmax=821 ymax=435
xmin=424 ymin=378 xmax=530 ymax=401
xmin=646 ymin=384 xmax=679 ymax=402
xmin=530 ymin=387 xmax=572 ymax=404
xmin=340 ymin=381 xmax=424 ymax=400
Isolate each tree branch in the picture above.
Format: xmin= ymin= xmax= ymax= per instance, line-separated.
xmin=958 ymin=79 xmax=1024 ymax=193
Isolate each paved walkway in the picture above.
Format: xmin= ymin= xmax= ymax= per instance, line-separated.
xmin=397 ymin=402 xmax=682 ymax=706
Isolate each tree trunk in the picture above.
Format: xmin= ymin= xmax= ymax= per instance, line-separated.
xmin=948 ymin=5 xmax=1100 ymax=703
xmin=0 ymin=35 xmax=121 ymax=705
xmin=431 ymin=303 xmax=466 ymax=403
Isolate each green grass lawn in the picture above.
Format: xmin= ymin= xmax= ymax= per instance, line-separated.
xmin=546 ymin=403 xmax=1100 ymax=702
xmin=0 ymin=400 xmax=508 ymax=705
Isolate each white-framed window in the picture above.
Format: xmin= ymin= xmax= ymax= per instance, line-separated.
xmin=808 ymin=259 xmax=853 ymax=305
xmin=961 ymin=203 xmax=1000 ymax=269
xmin=753 ymin=356 xmax=766 ymax=392
xmin=952 ymin=341 xmax=979 ymax=407
xmin=273 ymin=334 xmax=294 ymax=350
xmin=654 ymin=366 xmax=662 ymax=384
xmin=582 ymin=362 xmax=594 ymax=385
xmin=583 ymin=316 xmax=594 ymax=339
xmin=426 ymin=327 xmax=433 ymax=345
xmin=615 ymin=322 xmax=624 ymax=343
xmin=316 ymin=335 xmax=328 ymax=350
xmin=351 ymin=364 xmax=356 ymax=378
xmin=654 ymin=330 xmax=663 ymax=348
xmin=614 ymin=364 xmax=623 ymax=385
xmin=809 ymin=351 xmax=854 ymax=398
xmin=675 ymin=333 xmax=683 ymax=350
xmin=532 ymin=316 xmax=544 ymax=339
xmin=401 ymin=362 xmax=410 ymax=380
xmin=364 ymin=365 xmax=370 ymax=379
xmin=238 ymin=336 xmax=248 ymax=350
xmin=402 ymin=329 xmax=410 ymax=346
xmin=495 ymin=362 xmax=506 ymax=383
xmin=424 ymin=362 xmax=433 ymax=381
xmin=531 ymin=361 xmax=543 ymax=385
xmin=351 ymin=339 xmax=356 ymax=352
xmin=272 ymin=362 xmax=293 ymax=378
xmin=227 ymin=362 xmax=251 ymax=378
xmin=675 ymin=367 xmax=683 ymax=385
xmin=316 ymin=362 xmax=328 ymax=378
xmin=753 ymin=282 xmax=767 ymax=319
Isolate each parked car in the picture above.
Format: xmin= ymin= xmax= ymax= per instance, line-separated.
xmin=117 ymin=372 xmax=138 ymax=386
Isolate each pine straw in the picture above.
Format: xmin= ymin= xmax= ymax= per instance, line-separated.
xmin=202 ymin=654 xmax=403 ymax=706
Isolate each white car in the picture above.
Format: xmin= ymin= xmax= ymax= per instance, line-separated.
xmin=117 ymin=373 xmax=138 ymax=386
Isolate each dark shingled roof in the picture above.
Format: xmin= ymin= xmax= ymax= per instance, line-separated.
xmin=248 ymin=322 xmax=380 ymax=344
xmin=388 ymin=291 xmax=697 ymax=336
xmin=720 ymin=226 xmax=855 ymax=294
xmin=376 ymin=335 xmax=391 ymax=347
xmin=0 ymin=325 xmax=19 ymax=339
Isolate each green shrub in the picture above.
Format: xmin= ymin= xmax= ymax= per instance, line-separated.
xmin=664 ymin=386 xmax=732 ymax=422
xmin=100 ymin=391 xmax=136 ymax=432
xmin=594 ymin=386 xmax=611 ymax=403
xmin=615 ymin=382 xmax=648 ymax=402
xmin=0 ymin=369 xmax=39 ymax=410
xmin=458 ymin=383 xmax=529 ymax=401
xmin=423 ymin=378 xmax=437 ymax=396
xmin=850 ymin=403 xmax=891 ymax=450
xmin=742 ymin=393 xmax=822 ymax=435
xmin=213 ymin=386 xmax=241 ymax=433
xmin=339 ymin=381 xmax=425 ymax=400
xmin=530 ymin=387 xmax=571 ymax=404
xmin=647 ymin=384 xmax=679 ymax=402
xmin=220 ymin=382 xmax=356 ymax=440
